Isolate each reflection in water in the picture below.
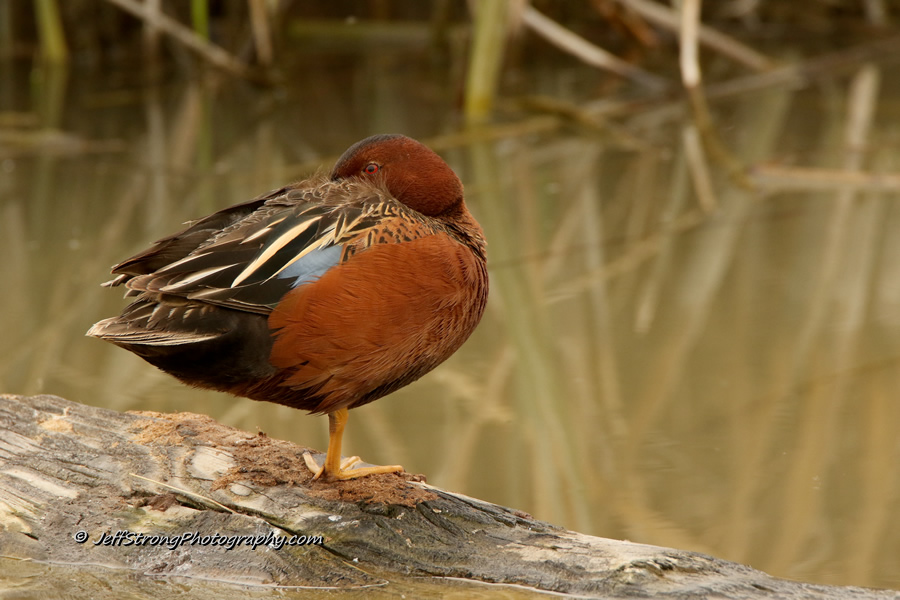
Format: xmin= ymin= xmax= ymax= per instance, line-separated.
xmin=1 ymin=49 xmax=899 ymax=591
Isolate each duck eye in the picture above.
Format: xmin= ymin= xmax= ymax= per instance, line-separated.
xmin=364 ymin=163 xmax=379 ymax=174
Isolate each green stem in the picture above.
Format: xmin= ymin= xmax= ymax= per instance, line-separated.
xmin=191 ymin=0 xmax=209 ymax=41
xmin=35 ymin=0 xmax=67 ymax=63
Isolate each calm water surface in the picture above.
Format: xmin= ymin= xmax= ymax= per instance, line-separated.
xmin=2 ymin=43 xmax=899 ymax=593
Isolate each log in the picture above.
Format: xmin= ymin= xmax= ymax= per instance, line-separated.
xmin=0 ymin=393 xmax=894 ymax=598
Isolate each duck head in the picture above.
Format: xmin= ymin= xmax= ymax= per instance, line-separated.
xmin=331 ymin=134 xmax=465 ymax=218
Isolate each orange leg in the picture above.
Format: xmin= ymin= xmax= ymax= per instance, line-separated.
xmin=303 ymin=408 xmax=403 ymax=481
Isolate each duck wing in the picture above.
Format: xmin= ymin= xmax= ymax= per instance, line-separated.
xmin=104 ymin=179 xmax=424 ymax=316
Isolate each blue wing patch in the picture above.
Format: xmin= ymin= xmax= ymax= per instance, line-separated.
xmin=277 ymin=244 xmax=342 ymax=288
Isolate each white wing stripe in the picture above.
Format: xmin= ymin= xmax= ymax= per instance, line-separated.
xmin=156 ymin=251 xmax=213 ymax=273
xmin=159 ymin=264 xmax=234 ymax=291
xmin=231 ymin=218 xmax=320 ymax=286
xmin=241 ymin=216 xmax=287 ymax=244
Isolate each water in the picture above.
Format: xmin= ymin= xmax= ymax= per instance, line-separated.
xmin=2 ymin=41 xmax=899 ymax=593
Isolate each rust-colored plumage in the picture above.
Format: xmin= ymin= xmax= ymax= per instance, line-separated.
xmin=88 ymin=134 xmax=488 ymax=481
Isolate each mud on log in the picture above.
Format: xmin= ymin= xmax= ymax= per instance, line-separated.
xmin=0 ymin=394 xmax=894 ymax=598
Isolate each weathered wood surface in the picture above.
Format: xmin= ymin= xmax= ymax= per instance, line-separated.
xmin=0 ymin=393 xmax=895 ymax=598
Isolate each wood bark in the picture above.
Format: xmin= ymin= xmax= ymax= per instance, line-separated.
xmin=0 ymin=394 xmax=894 ymax=598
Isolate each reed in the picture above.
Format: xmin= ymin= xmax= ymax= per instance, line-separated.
xmin=102 ymin=0 xmax=263 ymax=82
xmin=190 ymin=0 xmax=209 ymax=41
xmin=34 ymin=0 xmax=67 ymax=63
xmin=142 ymin=0 xmax=161 ymax=58
xmin=248 ymin=0 xmax=273 ymax=65
xmin=618 ymin=0 xmax=774 ymax=71
xmin=522 ymin=5 xmax=666 ymax=89
xmin=464 ymin=0 xmax=509 ymax=122
xmin=0 ymin=1 xmax=13 ymax=59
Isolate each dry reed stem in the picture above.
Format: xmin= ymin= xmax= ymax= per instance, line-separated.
xmin=248 ymin=0 xmax=274 ymax=66
xmin=688 ymin=86 xmax=754 ymax=188
xmin=144 ymin=86 xmax=168 ymax=232
xmin=616 ymin=0 xmax=774 ymax=71
xmin=767 ymin=64 xmax=881 ymax=573
xmin=716 ymin=205 xmax=772 ymax=562
xmin=681 ymin=124 xmax=717 ymax=212
xmin=634 ymin=148 xmax=690 ymax=334
xmin=621 ymin=79 xmax=791 ymax=543
xmin=515 ymin=96 xmax=649 ymax=150
xmin=547 ymin=209 xmax=706 ymax=304
xmin=678 ymin=0 xmax=702 ymax=88
xmin=862 ymin=0 xmax=890 ymax=26
xmin=142 ymin=0 xmax=162 ymax=58
xmin=521 ymin=5 xmax=667 ymax=90
xmin=544 ymin=143 xmax=620 ymax=513
xmin=464 ymin=0 xmax=510 ymax=121
xmin=572 ymin=147 xmax=628 ymax=440
xmin=102 ymin=0 xmax=264 ymax=82
xmin=468 ymin=137 xmax=593 ymax=530
xmin=431 ymin=347 xmax=515 ymax=488
xmin=750 ymin=165 xmax=900 ymax=192
xmin=695 ymin=87 xmax=792 ymax=565
xmin=703 ymin=35 xmax=900 ymax=100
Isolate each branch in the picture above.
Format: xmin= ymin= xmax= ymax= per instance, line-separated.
xmin=617 ymin=0 xmax=774 ymax=72
xmin=102 ymin=0 xmax=269 ymax=83
xmin=521 ymin=5 xmax=668 ymax=90
xmin=1 ymin=394 xmax=895 ymax=598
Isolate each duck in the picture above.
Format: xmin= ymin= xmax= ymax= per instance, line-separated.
xmin=87 ymin=134 xmax=488 ymax=482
